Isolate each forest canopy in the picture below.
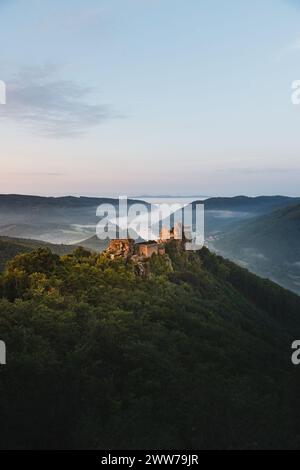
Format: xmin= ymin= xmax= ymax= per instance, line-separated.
xmin=0 ymin=243 xmax=300 ymax=449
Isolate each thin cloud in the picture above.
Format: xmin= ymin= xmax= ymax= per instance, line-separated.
xmin=218 ymin=167 xmax=300 ymax=175
xmin=0 ymin=65 xmax=114 ymax=138
xmin=11 ymin=172 xmax=65 ymax=177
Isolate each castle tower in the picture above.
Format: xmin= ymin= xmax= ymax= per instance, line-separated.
xmin=160 ymin=226 xmax=172 ymax=241
xmin=107 ymin=239 xmax=135 ymax=258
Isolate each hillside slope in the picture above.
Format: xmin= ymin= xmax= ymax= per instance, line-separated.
xmin=0 ymin=236 xmax=75 ymax=271
xmin=0 ymin=243 xmax=299 ymax=449
xmin=212 ymin=204 xmax=300 ymax=293
xmin=203 ymin=195 xmax=300 ymax=237
xmin=75 ymin=234 xmax=109 ymax=253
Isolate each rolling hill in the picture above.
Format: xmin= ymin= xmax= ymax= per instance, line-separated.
xmin=75 ymin=234 xmax=109 ymax=253
xmin=203 ymin=195 xmax=300 ymax=237
xmin=0 ymin=194 xmax=148 ymax=225
xmin=0 ymin=236 xmax=75 ymax=271
xmin=212 ymin=203 xmax=300 ymax=294
xmin=0 ymin=194 xmax=150 ymax=244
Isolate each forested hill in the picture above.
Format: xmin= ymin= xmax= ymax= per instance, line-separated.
xmin=0 ymin=236 xmax=74 ymax=271
xmin=213 ymin=203 xmax=300 ymax=294
xmin=0 ymin=243 xmax=300 ymax=449
xmin=215 ymin=203 xmax=300 ymax=263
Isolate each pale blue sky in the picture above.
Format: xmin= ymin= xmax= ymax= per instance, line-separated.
xmin=1 ymin=0 xmax=300 ymax=196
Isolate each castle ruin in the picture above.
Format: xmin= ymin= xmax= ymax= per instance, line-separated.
xmin=106 ymin=223 xmax=188 ymax=260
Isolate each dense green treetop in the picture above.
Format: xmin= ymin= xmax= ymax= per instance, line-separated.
xmin=0 ymin=243 xmax=299 ymax=449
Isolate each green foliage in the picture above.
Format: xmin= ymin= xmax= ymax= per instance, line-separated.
xmin=0 ymin=245 xmax=299 ymax=449
xmin=0 ymin=237 xmax=74 ymax=272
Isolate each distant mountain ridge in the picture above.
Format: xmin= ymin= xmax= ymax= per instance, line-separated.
xmin=212 ymin=203 xmax=300 ymax=294
xmin=0 ymin=194 xmax=148 ymax=224
xmin=203 ymin=195 xmax=300 ymax=212
xmin=2 ymin=194 xmax=300 ymax=290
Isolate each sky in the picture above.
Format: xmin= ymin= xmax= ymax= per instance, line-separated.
xmin=1 ymin=0 xmax=300 ymax=196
